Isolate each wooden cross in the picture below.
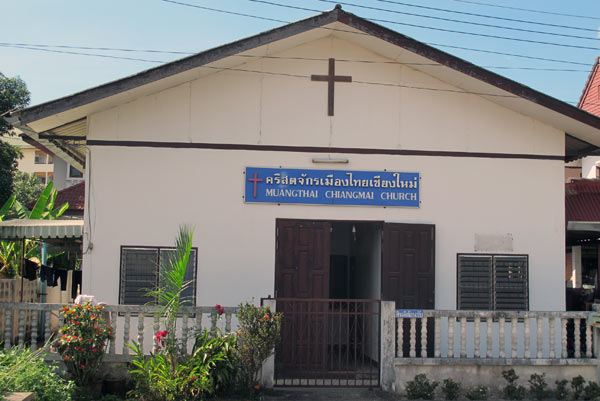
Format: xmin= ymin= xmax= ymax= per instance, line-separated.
xmin=311 ymin=58 xmax=352 ymax=116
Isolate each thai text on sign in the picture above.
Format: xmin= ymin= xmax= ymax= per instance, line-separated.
xmin=244 ymin=167 xmax=420 ymax=207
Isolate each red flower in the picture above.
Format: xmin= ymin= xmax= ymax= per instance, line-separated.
xmin=254 ymin=385 xmax=261 ymax=390
xmin=215 ymin=304 xmax=225 ymax=316
xmin=81 ymin=364 xmax=85 ymax=369
xmin=64 ymin=356 xmax=71 ymax=361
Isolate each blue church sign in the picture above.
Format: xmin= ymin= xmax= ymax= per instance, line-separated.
xmin=244 ymin=167 xmax=420 ymax=207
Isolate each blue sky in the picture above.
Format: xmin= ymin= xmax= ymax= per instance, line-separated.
xmin=2 ymin=0 xmax=600 ymax=107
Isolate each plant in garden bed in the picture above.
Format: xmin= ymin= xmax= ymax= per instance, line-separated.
xmin=56 ymin=302 xmax=113 ymax=387
xmin=572 ymin=375 xmax=586 ymax=400
xmin=441 ymin=378 xmax=461 ymax=401
xmin=0 ymin=345 xmax=75 ymax=401
xmin=502 ymin=369 xmax=525 ymax=400
xmin=528 ymin=373 xmax=548 ymax=400
xmin=464 ymin=385 xmax=488 ymax=401
xmin=236 ymin=300 xmax=282 ymax=396
xmin=554 ymin=379 xmax=569 ymax=400
xmin=405 ymin=374 xmax=438 ymax=400
xmin=582 ymin=381 xmax=600 ymax=400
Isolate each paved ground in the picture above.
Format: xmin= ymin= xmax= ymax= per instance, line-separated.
xmin=261 ymin=388 xmax=400 ymax=400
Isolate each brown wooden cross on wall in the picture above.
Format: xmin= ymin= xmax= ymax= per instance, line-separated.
xmin=311 ymin=58 xmax=352 ymax=116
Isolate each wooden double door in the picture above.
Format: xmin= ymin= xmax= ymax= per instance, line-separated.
xmin=275 ymin=219 xmax=435 ymax=307
xmin=274 ymin=219 xmax=435 ymax=375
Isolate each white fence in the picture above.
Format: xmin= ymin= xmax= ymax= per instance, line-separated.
xmin=0 ymin=302 xmax=236 ymax=361
xmin=395 ymin=310 xmax=593 ymax=360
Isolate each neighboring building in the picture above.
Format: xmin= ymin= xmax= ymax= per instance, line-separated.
xmin=2 ymin=134 xmax=54 ymax=184
xmin=8 ymin=6 xmax=600 ymax=384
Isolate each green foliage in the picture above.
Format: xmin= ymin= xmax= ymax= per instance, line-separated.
xmin=0 ymin=140 xmax=22 ymax=207
xmin=572 ymin=375 xmax=586 ymax=400
xmin=405 ymin=374 xmax=438 ymax=400
xmin=0 ymin=72 xmax=30 ymax=135
xmin=465 ymin=385 xmax=488 ymax=401
xmin=56 ymin=302 xmax=113 ymax=387
xmin=0 ymin=346 xmax=74 ymax=401
xmin=528 ymin=373 xmax=548 ymax=400
xmin=13 ymin=171 xmax=45 ymax=205
xmin=236 ymin=300 xmax=282 ymax=394
xmin=502 ymin=369 xmax=526 ymax=400
xmin=0 ymin=181 xmax=69 ymax=278
xmin=555 ymin=379 xmax=569 ymax=400
xmin=441 ymin=378 xmax=461 ymax=400
xmin=147 ymin=225 xmax=193 ymax=333
xmin=583 ymin=381 xmax=600 ymax=400
xmin=127 ymin=330 xmax=238 ymax=401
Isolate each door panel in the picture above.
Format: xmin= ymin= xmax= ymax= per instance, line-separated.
xmin=276 ymin=219 xmax=331 ymax=299
xmin=382 ymin=223 xmax=435 ymax=308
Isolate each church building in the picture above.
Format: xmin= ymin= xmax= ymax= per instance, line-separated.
xmin=8 ymin=5 xmax=600 ymax=385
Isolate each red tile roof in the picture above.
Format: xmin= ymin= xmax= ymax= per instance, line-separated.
xmin=578 ymin=57 xmax=600 ymax=115
xmin=566 ymin=180 xmax=600 ymax=222
xmin=55 ymin=182 xmax=84 ymax=212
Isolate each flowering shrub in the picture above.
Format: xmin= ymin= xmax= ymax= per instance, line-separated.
xmin=56 ymin=302 xmax=113 ymax=386
xmin=236 ymin=301 xmax=282 ymax=394
xmin=128 ymin=329 xmax=238 ymax=401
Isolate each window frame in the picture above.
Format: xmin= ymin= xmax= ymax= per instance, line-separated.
xmin=119 ymin=245 xmax=198 ymax=306
xmin=456 ymin=253 xmax=529 ymax=311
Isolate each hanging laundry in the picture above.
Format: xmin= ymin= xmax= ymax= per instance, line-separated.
xmin=47 ymin=267 xmax=59 ymax=287
xmin=71 ymin=270 xmax=82 ymax=299
xmin=40 ymin=264 xmax=51 ymax=282
xmin=55 ymin=269 xmax=68 ymax=291
xmin=24 ymin=259 xmax=39 ymax=281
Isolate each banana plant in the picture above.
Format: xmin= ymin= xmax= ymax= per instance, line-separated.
xmin=0 ymin=181 xmax=70 ymax=278
xmin=11 ymin=181 xmax=69 ymax=220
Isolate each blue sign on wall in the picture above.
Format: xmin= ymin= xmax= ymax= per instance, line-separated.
xmin=244 ymin=167 xmax=420 ymax=208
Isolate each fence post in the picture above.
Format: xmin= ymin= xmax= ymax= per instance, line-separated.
xmin=261 ymin=298 xmax=276 ymax=389
xmin=380 ymin=301 xmax=395 ymax=392
xmin=593 ymin=305 xmax=600 ymax=381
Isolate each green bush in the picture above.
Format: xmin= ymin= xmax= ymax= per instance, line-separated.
xmin=127 ymin=329 xmax=238 ymax=401
xmin=572 ymin=375 xmax=586 ymax=400
xmin=465 ymin=385 xmax=488 ymax=401
xmin=441 ymin=378 xmax=461 ymax=400
xmin=583 ymin=381 xmax=600 ymax=400
xmin=236 ymin=300 xmax=282 ymax=394
xmin=502 ymin=369 xmax=526 ymax=400
xmin=555 ymin=379 xmax=569 ymax=400
xmin=0 ymin=346 xmax=75 ymax=401
xmin=528 ymin=373 xmax=548 ymax=400
xmin=57 ymin=302 xmax=113 ymax=386
xmin=405 ymin=374 xmax=438 ymax=400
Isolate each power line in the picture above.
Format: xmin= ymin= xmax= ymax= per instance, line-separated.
xmin=309 ymin=0 xmax=600 ymax=42
xmin=427 ymin=43 xmax=591 ymax=67
xmin=0 ymin=42 xmax=592 ymax=72
xmin=372 ymin=0 xmax=597 ymax=33
xmin=246 ymin=0 xmax=600 ymax=52
xmin=448 ymin=0 xmax=600 ymax=21
xmin=161 ymin=0 xmax=288 ymax=23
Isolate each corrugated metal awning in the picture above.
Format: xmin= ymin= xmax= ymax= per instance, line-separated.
xmin=0 ymin=219 xmax=83 ymax=240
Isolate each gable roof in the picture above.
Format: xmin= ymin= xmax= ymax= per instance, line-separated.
xmin=8 ymin=5 xmax=600 ymax=163
xmin=578 ymin=57 xmax=600 ymax=114
xmin=55 ymin=182 xmax=84 ymax=214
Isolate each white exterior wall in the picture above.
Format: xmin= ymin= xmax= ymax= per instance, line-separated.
xmin=82 ymin=37 xmax=565 ymax=311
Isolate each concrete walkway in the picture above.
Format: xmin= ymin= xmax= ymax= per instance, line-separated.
xmin=262 ymin=388 xmax=400 ymax=400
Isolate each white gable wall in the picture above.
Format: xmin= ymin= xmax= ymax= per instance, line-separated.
xmin=83 ymin=37 xmax=565 ymax=310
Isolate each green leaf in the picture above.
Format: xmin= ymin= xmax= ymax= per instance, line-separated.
xmin=29 ymin=182 xmax=53 ymax=219
xmin=0 ymin=194 xmax=15 ymax=221
xmin=13 ymin=200 xmax=29 ymax=219
xmin=48 ymin=202 xmax=69 ymax=220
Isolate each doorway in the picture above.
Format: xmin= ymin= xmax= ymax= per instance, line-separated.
xmin=273 ymin=218 xmax=435 ymax=387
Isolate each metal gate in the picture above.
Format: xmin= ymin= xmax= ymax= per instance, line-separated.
xmin=274 ymin=298 xmax=380 ymax=387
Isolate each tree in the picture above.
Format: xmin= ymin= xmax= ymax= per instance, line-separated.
xmin=0 ymin=72 xmax=30 ymax=206
xmin=12 ymin=171 xmax=45 ymax=205
xmin=0 ymin=72 xmax=31 ymax=136
xmin=0 ymin=141 xmax=22 ymax=206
